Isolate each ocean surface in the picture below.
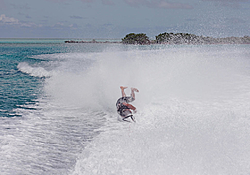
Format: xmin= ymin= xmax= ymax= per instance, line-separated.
xmin=1 ymin=39 xmax=250 ymax=175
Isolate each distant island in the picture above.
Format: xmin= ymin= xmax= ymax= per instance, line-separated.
xmin=65 ymin=39 xmax=120 ymax=44
xmin=65 ymin=32 xmax=250 ymax=45
xmin=153 ymin=32 xmax=250 ymax=45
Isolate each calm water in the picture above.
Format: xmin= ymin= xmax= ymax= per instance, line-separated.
xmin=1 ymin=39 xmax=250 ymax=175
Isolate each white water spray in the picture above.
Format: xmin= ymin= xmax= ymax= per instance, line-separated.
xmin=40 ymin=44 xmax=250 ymax=175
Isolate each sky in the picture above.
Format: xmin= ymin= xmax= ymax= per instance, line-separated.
xmin=0 ymin=0 xmax=249 ymax=38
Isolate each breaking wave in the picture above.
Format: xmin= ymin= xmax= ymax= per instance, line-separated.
xmin=17 ymin=62 xmax=51 ymax=78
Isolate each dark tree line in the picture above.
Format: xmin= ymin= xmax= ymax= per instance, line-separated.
xmin=122 ymin=33 xmax=150 ymax=45
xmin=122 ymin=32 xmax=250 ymax=45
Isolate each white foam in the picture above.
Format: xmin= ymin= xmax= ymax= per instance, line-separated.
xmin=17 ymin=62 xmax=51 ymax=78
xmin=7 ymin=44 xmax=250 ymax=175
xmin=44 ymin=45 xmax=250 ymax=110
xmin=71 ymin=98 xmax=250 ymax=175
xmin=65 ymin=45 xmax=250 ymax=175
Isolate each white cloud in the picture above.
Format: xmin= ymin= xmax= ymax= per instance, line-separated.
xmin=0 ymin=14 xmax=38 ymax=27
xmin=0 ymin=14 xmax=19 ymax=24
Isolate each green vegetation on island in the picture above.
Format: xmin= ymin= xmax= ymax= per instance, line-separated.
xmin=154 ymin=32 xmax=250 ymax=45
xmin=121 ymin=33 xmax=150 ymax=45
xmin=65 ymin=32 xmax=250 ymax=45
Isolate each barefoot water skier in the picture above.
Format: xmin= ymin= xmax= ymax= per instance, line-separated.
xmin=116 ymin=86 xmax=139 ymax=122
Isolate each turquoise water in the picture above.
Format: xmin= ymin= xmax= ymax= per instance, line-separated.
xmin=1 ymin=44 xmax=46 ymax=117
xmin=0 ymin=39 xmax=122 ymax=117
xmin=0 ymin=41 xmax=69 ymax=117
xmin=1 ymin=40 xmax=250 ymax=175
xmin=0 ymin=38 xmax=66 ymax=44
